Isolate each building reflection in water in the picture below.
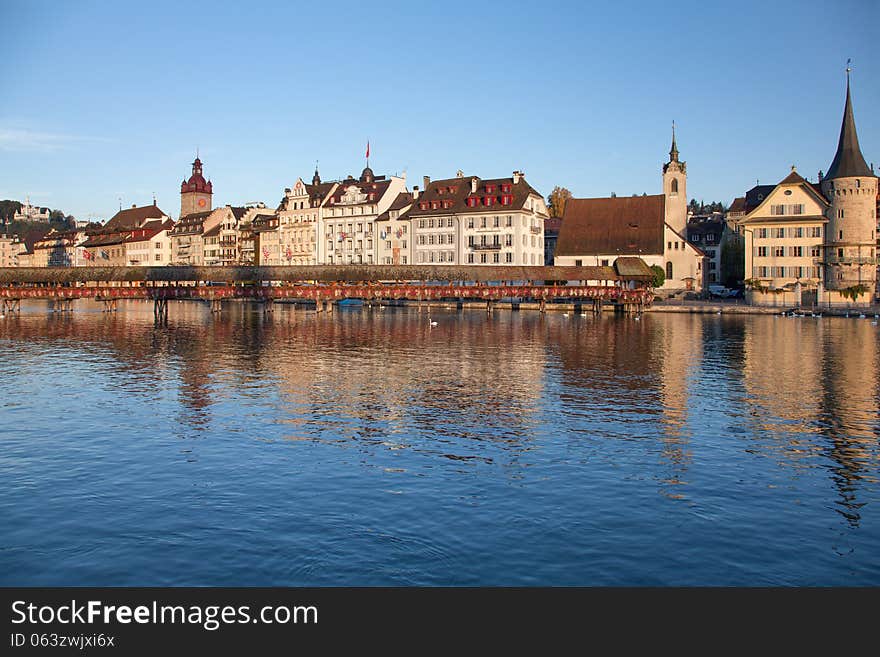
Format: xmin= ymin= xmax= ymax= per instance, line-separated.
xmin=2 ymin=299 xmax=877 ymax=519
xmin=740 ymin=315 xmax=879 ymax=526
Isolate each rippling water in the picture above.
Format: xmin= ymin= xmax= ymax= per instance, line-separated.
xmin=1 ymin=299 xmax=878 ymax=585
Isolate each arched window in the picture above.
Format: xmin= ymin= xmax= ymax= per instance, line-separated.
xmin=666 ymin=261 xmax=673 ymax=280
xmin=671 ymin=179 xmax=678 ymax=194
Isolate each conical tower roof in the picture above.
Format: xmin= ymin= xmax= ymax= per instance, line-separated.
xmin=825 ymin=73 xmax=873 ymax=180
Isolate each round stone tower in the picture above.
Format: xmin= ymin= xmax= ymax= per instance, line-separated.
xmin=820 ymin=72 xmax=877 ymax=294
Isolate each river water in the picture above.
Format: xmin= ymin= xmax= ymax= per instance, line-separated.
xmin=1 ymin=300 xmax=878 ymax=585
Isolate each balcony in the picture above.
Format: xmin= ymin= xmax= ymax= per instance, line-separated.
xmin=530 ymin=226 xmax=542 ymax=234
xmin=471 ymin=243 xmax=502 ymax=251
xmin=219 ymin=239 xmax=236 ymax=247
xmin=820 ymin=253 xmax=877 ymax=265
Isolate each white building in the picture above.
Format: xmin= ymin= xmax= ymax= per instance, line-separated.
xmin=317 ymin=167 xmax=406 ymax=265
xmin=407 ymin=171 xmax=548 ymax=265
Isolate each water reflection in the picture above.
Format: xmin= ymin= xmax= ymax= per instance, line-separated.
xmin=1 ymin=299 xmax=878 ymax=584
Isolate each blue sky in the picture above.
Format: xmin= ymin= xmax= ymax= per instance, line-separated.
xmin=1 ymin=0 xmax=877 ymax=221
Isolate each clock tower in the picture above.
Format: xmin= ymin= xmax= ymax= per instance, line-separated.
xmin=180 ymin=156 xmax=213 ymax=217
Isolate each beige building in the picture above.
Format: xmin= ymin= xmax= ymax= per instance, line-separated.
xmin=31 ymin=228 xmax=90 ymax=267
xmin=124 ymin=219 xmax=175 ymax=266
xmin=194 ymin=206 xmax=246 ymax=266
xmin=0 ymin=235 xmax=19 ymax=267
xmin=82 ymin=202 xmax=170 ymax=266
xmin=376 ymin=192 xmax=414 ymax=265
xmin=555 ymin=133 xmax=705 ymax=292
xmin=277 ymin=170 xmax=337 ymax=265
xmin=317 ymin=167 xmax=407 ymax=264
xmin=408 ymin=171 xmax=548 ymax=266
xmin=739 ymin=168 xmax=826 ymax=301
xmin=737 ymin=74 xmax=877 ymax=306
xmin=171 ymin=210 xmax=216 ymax=265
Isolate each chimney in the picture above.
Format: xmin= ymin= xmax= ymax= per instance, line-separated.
xmin=471 ymin=177 xmax=478 ymax=194
xmin=513 ymin=171 xmax=522 ymax=184
xmin=423 ymin=175 xmax=430 ymax=192
xmin=131 ymin=204 xmax=137 ymax=208
xmin=818 ymin=170 xmax=824 ymax=182
xmin=412 ymin=185 xmax=420 ymax=200
xmin=456 ymin=170 xmax=464 ymax=178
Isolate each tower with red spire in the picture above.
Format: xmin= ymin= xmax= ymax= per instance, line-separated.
xmin=180 ymin=156 xmax=213 ymax=217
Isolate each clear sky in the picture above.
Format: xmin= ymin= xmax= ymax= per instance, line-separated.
xmin=1 ymin=0 xmax=877 ymax=221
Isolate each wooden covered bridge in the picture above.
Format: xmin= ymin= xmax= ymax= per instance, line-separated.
xmin=0 ymin=261 xmax=655 ymax=319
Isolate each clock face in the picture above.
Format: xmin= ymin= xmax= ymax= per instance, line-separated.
xmin=198 ymin=198 xmax=207 ymax=208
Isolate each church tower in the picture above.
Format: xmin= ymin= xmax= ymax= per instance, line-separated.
xmin=820 ymin=69 xmax=877 ymax=295
xmin=180 ymin=156 xmax=213 ymax=217
xmin=663 ymin=123 xmax=687 ymax=234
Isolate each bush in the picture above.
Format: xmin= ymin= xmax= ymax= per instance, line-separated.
xmin=649 ymin=265 xmax=665 ymax=288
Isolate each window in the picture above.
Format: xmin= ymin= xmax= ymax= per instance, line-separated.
xmin=154 ymin=242 xmax=162 ymax=249
xmin=467 ymin=253 xmax=474 ymax=263
xmin=838 ymin=248 xmax=844 ymax=258
xmin=155 ymin=253 xmax=162 ymax=261
xmin=506 ymin=216 xmax=512 ymax=227
xmin=468 ymin=218 xmax=474 ymax=228
xmin=774 ymin=247 xmax=785 ymax=257
xmin=674 ymin=242 xmax=679 ymax=250
xmin=774 ymin=228 xmax=785 ymax=238
xmin=493 ymin=253 xmax=500 ymax=263
xmin=758 ymin=228 xmax=768 ymax=239
xmin=792 ymin=227 xmax=803 ymax=238
xmin=810 ymin=246 xmax=821 ymax=258
xmin=480 ymin=217 xmax=487 ymax=228
xmin=505 ymin=252 xmax=512 ymax=263
xmin=839 ymin=230 xmax=843 ymax=239
xmin=505 ymin=234 xmax=512 ymax=247
xmin=666 ymin=262 xmax=673 ymax=280
xmin=386 ymin=241 xmax=391 ymax=249
xmin=811 ymin=227 xmax=822 ymax=238
xmin=480 ymin=253 xmax=487 ymax=263
xmin=757 ymin=246 xmax=768 ymax=257
xmin=668 ymin=241 xmax=672 ymax=250
xmin=690 ymin=234 xmax=699 ymax=242
xmin=671 ymin=179 xmax=678 ymax=194
xmin=493 ymin=216 xmax=500 ymax=227
xmin=575 ymin=259 xmax=583 ymax=266
xmin=468 ymin=236 xmax=475 ymax=246
xmin=789 ymin=246 xmax=803 ymax=257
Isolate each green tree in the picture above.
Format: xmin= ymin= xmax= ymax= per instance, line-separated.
xmin=0 ymin=199 xmax=22 ymax=224
xmin=649 ymin=264 xmax=666 ymax=288
xmin=546 ymin=186 xmax=572 ymax=218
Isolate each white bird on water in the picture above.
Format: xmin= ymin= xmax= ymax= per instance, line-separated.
xmin=562 ymin=313 xmax=569 ymax=318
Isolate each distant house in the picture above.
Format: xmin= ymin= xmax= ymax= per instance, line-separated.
xmin=687 ymin=214 xmax=730 ymax=284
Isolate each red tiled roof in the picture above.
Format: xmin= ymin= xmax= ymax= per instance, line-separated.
xmin=556 ymin=195 xmax=665 ymax=257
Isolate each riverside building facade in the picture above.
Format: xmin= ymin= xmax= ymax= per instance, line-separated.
xmin=407 ymin=171 xmax=548 ymax=265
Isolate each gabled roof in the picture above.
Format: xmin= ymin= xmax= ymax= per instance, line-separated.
xmin=103 ymin=203 xmax=167 ymax=232
xmin=825 ymin=77 xmax=874 ymax=180
xmin=744 ymin=185 xmax=776 ymax=213
xmin=728 ymin=197 xmax=746 ymax=214
xmin=556 ymin=194 xmax=665 ymax=257
xmin=375 ymin=193 xmax=414 ymax=222
xmin=327 ymin=177 xmax=392 ymax=207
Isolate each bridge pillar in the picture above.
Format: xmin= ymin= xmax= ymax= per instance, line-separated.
xmin=2 ymin=298 xmax=22 ymax=314
xmin=263 ymin=299 xmax=274 ymax=314
xmin=486 ymin=299 xmax=493 ymax=314
xmin=154 ymin=298 xmax=169 ymax=321
xmin=210 ymin=298 xmax=222 ymax=313
xmin=326 ymin=300 xmax=334 ymax=313
xmin=102 ymin=298 xmax=118 ymax=313
xmin=539 ymin=298 xmax=546 ymax=314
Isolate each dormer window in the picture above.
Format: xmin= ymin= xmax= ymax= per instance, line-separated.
xmin=419 ymin=202 xmax=428 ymax=210
xmin=501 ymin=195 xmax=512 ymax=206
xmin=467 ymin=197 xmax=478 ymax=208
xmin=501 ymin=184 xmax=511 ymax=193
xmin=448 ymin=186 xmax=457 ymax=194
xmin=484 ymin=196 xmax=494 ymax=206
xmin=431 ymin=201 xmax=439 ymax=210
xmin=486 ymin=185 xmax=496 ymax=194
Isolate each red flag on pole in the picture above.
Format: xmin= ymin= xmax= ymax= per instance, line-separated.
xmin=365 ymin=141 xmax=370 ymax=159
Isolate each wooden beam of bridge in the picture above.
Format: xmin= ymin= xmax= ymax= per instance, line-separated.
xmin=0 ymin=265 xmax=637 ymax=285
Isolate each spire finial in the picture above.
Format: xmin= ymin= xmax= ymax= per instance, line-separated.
xmin=669 ymin=120 xmax=679 ymax=162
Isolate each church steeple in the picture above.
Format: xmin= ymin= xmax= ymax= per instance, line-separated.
xmin=669 ymin=121 xmax=679 ymax=163
xmin=825 ymin=65 xmax=873 ymax=180
xmin=312 ymin=163 xmax=321 ymax=186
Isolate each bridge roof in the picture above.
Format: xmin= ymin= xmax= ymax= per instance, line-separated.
xmin=0 ymin=265 xmax=632 ymax=285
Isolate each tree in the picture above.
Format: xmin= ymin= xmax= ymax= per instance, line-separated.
xmin=0 ymin=199 xmax=22 ymax=224
xmin=547 ymin=186 xmax=572 ymax=218
xmin=649 ymin=264 xmax=666 ymax=288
